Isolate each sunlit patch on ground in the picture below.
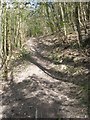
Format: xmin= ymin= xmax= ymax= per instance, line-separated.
xmin=0 ymin=35 xmax=89 ymax=118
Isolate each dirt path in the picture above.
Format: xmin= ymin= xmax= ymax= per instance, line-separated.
xmin=0 ymin=37 xmax=89 ymax=118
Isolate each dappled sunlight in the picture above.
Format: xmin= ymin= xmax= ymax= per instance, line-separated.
xmin=0 ymin=105 xmax=7 ymax=119
xmin=0 ymin=1 xmax=89 ymax=118
xmin=14 ymin=64 xmax=44 ymax=83
xmin=1 ymin=74 xmax=88 ymax=118
xmin=1 ymin=33 xmax=89 ymax=118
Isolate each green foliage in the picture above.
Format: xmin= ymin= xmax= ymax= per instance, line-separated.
xmin=1 ymin=2 xmax=90 ymax=69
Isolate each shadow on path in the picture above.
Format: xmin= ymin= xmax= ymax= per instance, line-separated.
xmin=22 ymin=52 xmax=89 ymax=87
xmin=2 ymin=80 xmax=60 ymax=118
xmin=2 ymin=74 xmax=88 ymax=118
xmin=1 ymin=35 xmax=89 ymax=118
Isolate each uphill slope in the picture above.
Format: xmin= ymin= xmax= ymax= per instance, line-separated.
xmin=1 ymin=36 xmax=89 ymax=118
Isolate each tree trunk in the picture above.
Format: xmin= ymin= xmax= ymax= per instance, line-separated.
xmin=75 ymin=3 xmax=82 ymax=47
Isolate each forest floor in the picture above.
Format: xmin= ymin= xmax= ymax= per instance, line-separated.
xmin=0 ymin=34 xmax=90 ymax=118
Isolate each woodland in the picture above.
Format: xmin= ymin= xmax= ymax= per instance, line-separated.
xmin=0 ymin=1 xmax=90 ymax=118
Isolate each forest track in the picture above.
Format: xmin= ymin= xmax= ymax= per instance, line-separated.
xmin=0 ymin=36 xmax=89 ymax=118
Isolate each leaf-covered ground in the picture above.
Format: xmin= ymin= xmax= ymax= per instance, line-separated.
xmin=0 ymin=35 xmax=89 ymax=118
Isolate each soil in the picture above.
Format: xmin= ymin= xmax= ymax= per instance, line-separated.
xmin=0 ymin=35 xmax=89 ymax=118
